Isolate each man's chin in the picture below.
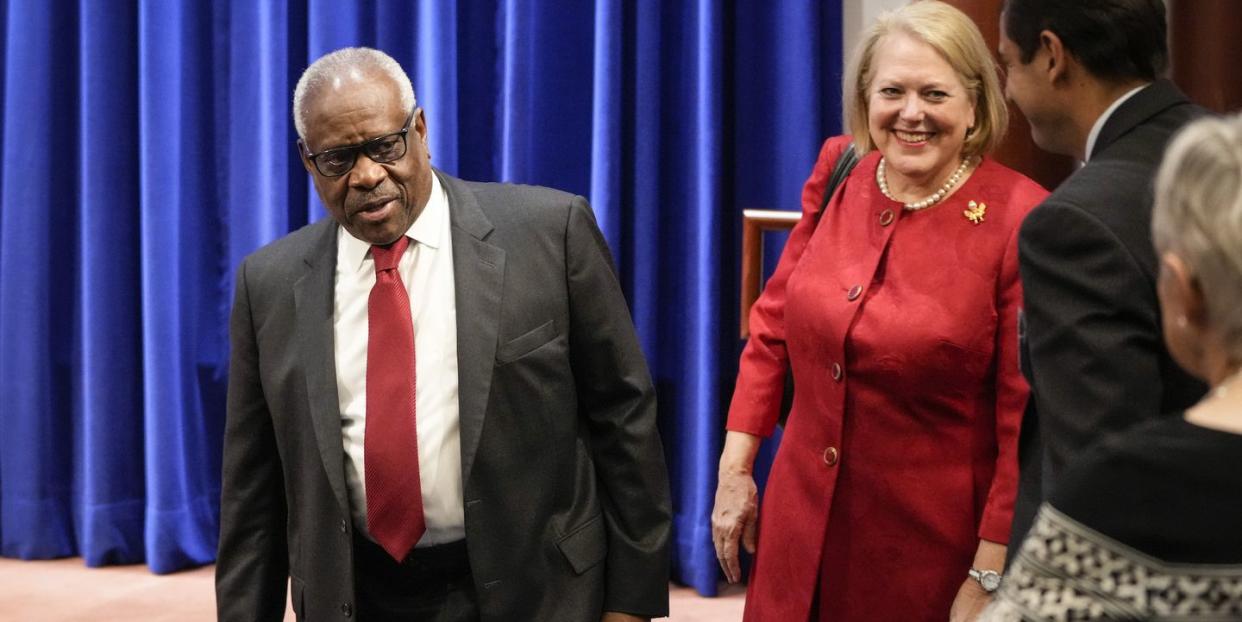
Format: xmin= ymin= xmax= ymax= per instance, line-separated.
xmin=1031 ymin=133 xmax=1071 ymax=159
xmin=343 ymin=221 xmax=404 ymax=246
xmin=343 ymin=208 xmax=413 ymax=245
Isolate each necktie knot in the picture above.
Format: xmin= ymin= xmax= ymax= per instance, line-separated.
xmin=371 ymin=236 xmax=410 ymax=273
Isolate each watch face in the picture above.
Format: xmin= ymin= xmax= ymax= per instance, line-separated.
xmin=981 ymin=572 xmax=1002 ymax=591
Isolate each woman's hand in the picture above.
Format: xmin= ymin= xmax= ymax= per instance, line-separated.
xmin=948 ymin=578 xmax=991 ymax=622
xmin=950 ymin=538 xmax=1006 ymax=622
xmin=712 ymin=431 xmax=763 ymax=583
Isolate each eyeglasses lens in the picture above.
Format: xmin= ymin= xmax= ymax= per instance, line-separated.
xmin=314 ymin=132 xmax=408 ymax=177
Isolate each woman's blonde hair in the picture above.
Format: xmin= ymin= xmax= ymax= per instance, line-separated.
xmin=842 ymin=0 xmax=1007 ymax=158
xmin=1152 ymin=113 xmax=1242 ymax=362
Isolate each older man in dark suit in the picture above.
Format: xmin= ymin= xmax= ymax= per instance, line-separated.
xmin=215 ymin=47 xmax=670 ymax=621
xmin=997 ymin=0 xmax=1208 ymax=560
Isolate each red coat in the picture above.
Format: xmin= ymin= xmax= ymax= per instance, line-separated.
xmin=728 ymin=136 xmax=1048 ymax=621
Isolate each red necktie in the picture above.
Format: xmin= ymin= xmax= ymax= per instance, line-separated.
xmin=365 ymin=236 xmax=425 ymax=561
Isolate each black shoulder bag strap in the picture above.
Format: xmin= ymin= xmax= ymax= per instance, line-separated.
xmin=778 ymin=140 xmax=860 ymax=426
xmin=813 ymin=141 xmax=860 ymax=224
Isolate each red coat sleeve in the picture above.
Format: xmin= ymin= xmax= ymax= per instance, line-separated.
xmin=978 ymin=179 xmax=1048 ymax=543
xmin=977 ymin=220 xmax=1028 ymax=543
xmin=726 ymin=135 xmax=855 ymax=438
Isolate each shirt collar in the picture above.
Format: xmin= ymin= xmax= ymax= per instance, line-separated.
xmin=1084 ymin=83 xmax=1148 ymax=162
xmin=337 ymin=173 xmax=448 ymax=273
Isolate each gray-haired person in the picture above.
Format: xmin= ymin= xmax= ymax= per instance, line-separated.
xmin=215 ymin=47 xmax=670 ymax=622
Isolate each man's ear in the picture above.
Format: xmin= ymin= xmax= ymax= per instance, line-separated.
xmin=413 ymin=108 xmax=431 ymax=159
xmin=1039 ymin=29 xmax=1070 ymax=85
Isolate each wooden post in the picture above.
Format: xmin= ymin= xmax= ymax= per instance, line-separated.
xmin=739 ymin=209 xmax=802 ymax=338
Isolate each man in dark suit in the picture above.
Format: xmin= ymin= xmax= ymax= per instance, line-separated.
xmin=215 ymin=47 xmax=670 ymax=621
xmin=997 ymin=0 xmax=1208 ymax=558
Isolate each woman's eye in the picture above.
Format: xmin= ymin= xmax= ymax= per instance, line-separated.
xmin=925 ymin=90 xmax=948 ymax=101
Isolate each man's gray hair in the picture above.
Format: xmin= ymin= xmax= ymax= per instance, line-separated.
xmin=1153 ymin=113 xmax=1242 ymax=360
xmin=292 ymin=47 xmax=416 ymax=140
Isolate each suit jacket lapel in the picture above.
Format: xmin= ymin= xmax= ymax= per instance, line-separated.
xmin=292 ymin=220 xmax=351 ymax=513
xmin=1091 ymin=79 xmax=1190 ymax=159
xmin=438 ymin=171 xmax=505 ymax=488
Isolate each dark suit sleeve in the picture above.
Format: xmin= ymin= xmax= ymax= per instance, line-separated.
xmin=1018 ymin=201 xmax=1165 ymax=479
xmin=215 ymin=259 xmax=289 ymax=621
xmin=564 ymin=196 xmax=671 ymax=618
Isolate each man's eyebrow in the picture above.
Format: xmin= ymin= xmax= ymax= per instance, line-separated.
xmin=318 ymin=131 xmax=389 ymax=154
xmin=321 ymin=137 xmax=369 ymax=153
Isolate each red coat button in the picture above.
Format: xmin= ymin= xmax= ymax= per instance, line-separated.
xmin=831 ymin=363 xmax=843 ymax=381
xmin=823 ymin=446 xmax=839 ymax=467
xmin=847 ymin=285 xmax=863 ymax=301
xmin=879 ymin=209 xmax=895 ymax=226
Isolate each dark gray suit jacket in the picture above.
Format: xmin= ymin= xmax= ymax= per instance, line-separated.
xmin=216 ymin=171 xmax=671 ymax=620
xmin=1008 ymin=80 xmax=1208 ymax=555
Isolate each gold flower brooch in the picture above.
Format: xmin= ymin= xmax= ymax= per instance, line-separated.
xmin=964 ymin=201 xmax=986 ymax=225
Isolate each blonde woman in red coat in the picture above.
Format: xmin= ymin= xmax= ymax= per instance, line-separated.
xmin=712 ymin=2 xmax=1048 ymax=620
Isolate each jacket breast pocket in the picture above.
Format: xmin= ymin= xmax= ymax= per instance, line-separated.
xmin=557 ymin=513 xmax=607 ymax=575
xmin=496 ymin=319 xmax=556 ymax=364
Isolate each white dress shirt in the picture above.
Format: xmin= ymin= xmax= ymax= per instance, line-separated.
xmin=1084 ymin=83 xmax=1149 ymax=162
xmin=333 ymin=174 xmax=464 ymax=546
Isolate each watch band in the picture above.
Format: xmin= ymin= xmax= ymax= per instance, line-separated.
xmin=969 ymin=567 xmax=1003 ymax=592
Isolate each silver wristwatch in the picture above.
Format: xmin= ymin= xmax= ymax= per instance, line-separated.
xmin=969 ymin=568 xmax=1002 ymax=592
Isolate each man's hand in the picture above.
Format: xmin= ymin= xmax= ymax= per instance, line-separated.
xmin=601 ymin=612 xmax=649 ymax=622
xmin=711 ymin=469 xmax=758 ymax=584
xmin=948 ymin=577 xmax=992 ymax=622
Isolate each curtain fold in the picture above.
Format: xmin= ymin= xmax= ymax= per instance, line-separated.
xmin=2 ymin=0 xmax=74 ymax=561
xmin=136 ymin=0 xmax=228 ymax=573
xmin=77 ymin=0 xmax=145 ymax=568
xmin=0 ymin=0 xmax=841 ymax=593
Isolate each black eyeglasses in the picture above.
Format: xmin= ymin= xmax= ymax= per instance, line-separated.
xmin=300 ymin=108 xmax=416 ymax=177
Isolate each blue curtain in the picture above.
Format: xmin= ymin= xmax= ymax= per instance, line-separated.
xmin=0 ymin=0 xmax=841 ymax=594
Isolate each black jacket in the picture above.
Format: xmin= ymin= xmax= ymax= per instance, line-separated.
xmin=1009 ymin=80 xmax=1209 ymax=556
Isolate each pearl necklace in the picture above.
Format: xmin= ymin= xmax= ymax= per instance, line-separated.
xmin=876 ymin=156 xmax=975 ymax=211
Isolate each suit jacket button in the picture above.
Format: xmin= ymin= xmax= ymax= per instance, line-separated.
xmin=831 ymin=363 xmax=843 ymax=381
xmin=339 ymin=518 xmax=348 ymax=533
xmin=340 ymin=602 xmax=353 ymax=617
xmin=847 ymin=285 xmax=863 ymax=301
xmin=823 ymin=446 xmax=839 ymax=467
xmin=879 ymin=209 xmax=895 ymax=226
